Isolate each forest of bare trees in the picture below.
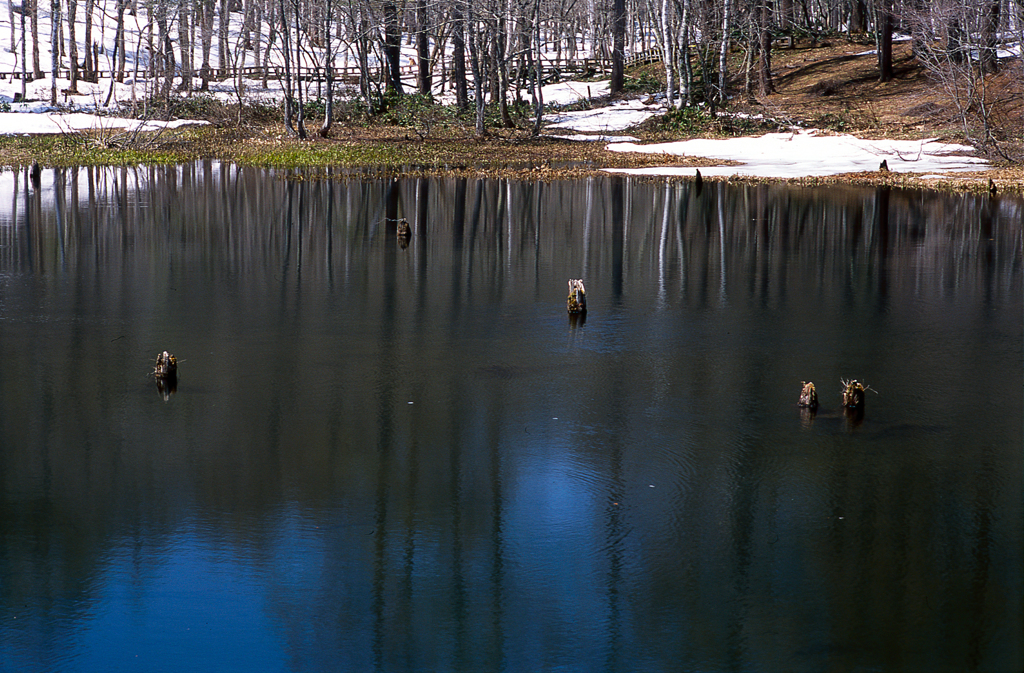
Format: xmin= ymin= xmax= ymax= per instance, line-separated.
xmin=4 ymin=0 xmax=1023 ymax=139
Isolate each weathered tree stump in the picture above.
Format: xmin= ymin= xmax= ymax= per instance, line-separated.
xmin=879 ymin=159 xmax=889 ymax=172
xmin=799 ymin=381 xmax=819 ymax=410
xmin=154 ymin=351 xmax=178 ymax=400
xmin=154 ymin=351 xmax=177 ymax=378
xmin=567 ymin=279 xmax=587 ymax=314
xmin=841 ymin=379 xmax=865 ymax=410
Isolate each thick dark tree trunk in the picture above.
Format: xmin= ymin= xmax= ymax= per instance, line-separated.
xmin=878 ymin=0 xmax=893 ymax=82
xmin=452 ymin=4 xmax=468 ymax=110
xmin=67 ymin=0 xmax=79 ymax=93
xmin=610 ymin=0 xmax=626 ymax=94
xmin=384 ymin=0 xmax=403 ymax=93
xmin=980 ymin=0 xmax=1001 ymax=73
xmin=850 ymin=0 xmax=868 ymax=33
xmin=416 ymin=0 xmax=431 ymax=94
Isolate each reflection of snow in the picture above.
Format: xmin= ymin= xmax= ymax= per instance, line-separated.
xmin=605 ymin=130 xmax=989 ymax=178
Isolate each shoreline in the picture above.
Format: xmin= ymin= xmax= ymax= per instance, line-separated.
xmin=0 ymin=124 xmax=1020 ymax=195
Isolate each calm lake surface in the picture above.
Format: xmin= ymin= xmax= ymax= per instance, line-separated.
xmin=1 ymin=164 xmax=1021 ymax=672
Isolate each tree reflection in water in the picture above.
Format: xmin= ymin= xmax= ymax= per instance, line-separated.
xmin=0 ymin=164 xmax=1020 ymax=672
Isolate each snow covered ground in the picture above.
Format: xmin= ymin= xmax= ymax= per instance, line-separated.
xmin=604 ymin=130 xmax=990 ymax=178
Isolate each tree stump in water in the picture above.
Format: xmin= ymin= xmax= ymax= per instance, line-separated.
xmin=154 ymin=351 xmax=178 ymax=400
xmin=799 ymin=381 xmax=819 ymax=410
xmin=842 ymin=379 xmax=866 ymax=410
xmin=154 ymin=351 xmax=177 ymax=378
xmin=567 ymin=279 xmax=587 ymax=314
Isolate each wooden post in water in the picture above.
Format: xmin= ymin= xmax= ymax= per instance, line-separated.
xmin=799 ymin=381 xmax=819 ymax=411
xmin=567 ymin=279 xmax=587 ymax=315
xmin=154 ymin=351 xmax=178 ymax=400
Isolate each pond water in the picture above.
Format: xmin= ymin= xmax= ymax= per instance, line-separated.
xmin=0 ymin=164 xmax=1021 ymax=673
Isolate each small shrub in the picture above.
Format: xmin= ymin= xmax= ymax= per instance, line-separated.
xmin=171 ymin=93 xmax=222 ymax=119
xmin=303 ymin=97 xmax=327 ymax=120
xmin=658 ymin=106 xmax=717 ymax=135
xmin=241 ymin=96 xmax=280 ymax=124
xmin=378 ymin=93 xmax=454 ymax=139
xmin=812 ymin=112 xmax=849 ymax=132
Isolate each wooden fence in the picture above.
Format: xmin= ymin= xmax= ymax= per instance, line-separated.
xmin=0 ymin=49 xmax=672 ymax=92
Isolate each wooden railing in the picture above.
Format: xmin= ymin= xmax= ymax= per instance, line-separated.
xmin=0 ymin=50 xmax=672 ymax=91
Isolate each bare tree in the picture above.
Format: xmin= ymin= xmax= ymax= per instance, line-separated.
xmin=200 ymin=0 xmax=215 ymax=90
xmin=416 ymin=0 xmax=431 ymax=94
xmin=83 ymin=0 xmax=96 ymax=82
xmin=67 ymin=0 xmax=79 ymax=93
xmin=31 ymin=0 xmax=42 ymax=79
xmin=610 ymin=0 xmax=626 ymax=93
xmin=49 ymin=0 xmax=59 ymax=105
xmin=451 ymin=0 xmax=469 ymax=109
xmin=384 ymin=0 xmax=403 ymax=93
xmin=900 ymin=0 xmax=1016 ymax=150
xmin=878 ymin=0 xmax=894 ymax=82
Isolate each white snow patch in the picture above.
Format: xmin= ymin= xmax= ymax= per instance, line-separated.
xmin=546 ymin=98 xmax=664 ymax=132
xmin=551 ymin=133 xmax=641 ymax=143
xmin=605 ymin=130 xmax=990 ymax=178
xmin=0 ymin=112 xmax=209 ymax=135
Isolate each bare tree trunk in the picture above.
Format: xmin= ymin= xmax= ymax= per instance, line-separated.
xmin=178 ymin=2 xmax=193 ymax=91
xmin=319 ymin=0 xmax=335 ymax=137
xmin=467 ymin=0 xmax=486 ymax=136
xmin=49 ymin=0 xmax=59 ymax=105
xmin=280 ymin=0 xmax=296 ymax=134
xmin=660 ymin=0 xmax=675 ymax=107
xmin=452 ymin=2 xmax=468 ymax=110
xmin=980 ymin=0 xmax=1001 ymax=73
xmin=83 ymin=0 xmax=95 ymax=81
xmin=6 ymin=0 xmax=13 ymax=54
xmin=495 ymin=4 xmax=512 ymax=128
xmin=156 ymin=3 xmax=175 ymax=99
xmin=850 ymin=0 xmax=868 ymax=33
xmin=384 ymin=0 xmax=403 ymax=93
xmin=530 ymin=0 xmax=543 ymax=136
xmin=746 ymin=0 xmax=773 ymax=97
xmin=292 ymin=0 xmax=307 ymax=138
xmin=262 ymin=3 xmax=276 ymax=89
xmin=717 ymin=0 xmax=732 ymax=104
xmin=31 ymin=0 xmax=42 ymax=79
xmin=19 ymin=0 xmax=25 ymax=100
xmin=116 ymin=0 xmax=126 ymax=81
xmin=416 ymin=0 xmax=431 ymax=94
xmin=756 ymin=0 xmax=773 ymax=95
xmin=201 ymin=0 xmax=215 ymax=89
xmin=677 ymin=0 xmax=691 ymax=107
xmin=908 ymin=0 xmax=928 ymax=60
xmin=610 ymin=0 xmax=625 ymax=93
xmin=67 ymin=0 xmax=79 ymax=93
xmin=878 ymin=0 xmax=893 ymax=82
xmin=219 ymin=0 xmax=231 ymax=74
